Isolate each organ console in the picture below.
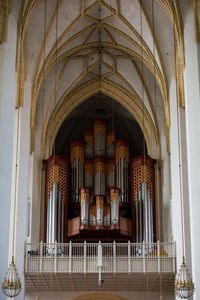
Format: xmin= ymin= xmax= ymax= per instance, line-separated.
xmin=43 ymin=118 xmax=156 ymax=242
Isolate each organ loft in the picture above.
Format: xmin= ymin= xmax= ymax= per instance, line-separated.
xmin=43 ymin=117 xmax=156 ymax=243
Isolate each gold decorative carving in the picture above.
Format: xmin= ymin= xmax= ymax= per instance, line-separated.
xmin=94 ymin=118 xmax=106 ymax=137
xmin=90 ymin=205 xmax=96 ymax=217
xmin=107 ymin=159 xmax=115 ymax=175
xmin=45 ymin=161 xmax=67 ymax=203
xmin=94 ymin=157 xmax=106 ymax=175
xmin=115 ymin=140 xmax=129 ymax=164
xmin=84 ymin=130 xmax=94 ymax=148
xmin=110 ymin=188 xmax=119 ymax=206
xmin=96 ymin=195 xmax=104 ymax=210
xmin=70 ymin=141 xmax=84 ymax=164
xmin=80 ymin=188 xmax=89 ymax=205
xmin=85 ymin=160 xmax=93 ymax=176
xmin=132 ymin=161 xmax=154 ymax=202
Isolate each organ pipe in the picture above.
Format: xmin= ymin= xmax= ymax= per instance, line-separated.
xmin=94 ymin=157 xmax=106 ymax=196
xmin=115 ymin=139 xmax=129 ymax=203
xmin=70 ymin=140 xmax=84 ymax=203
xmin=106 ymin=130 xmax=116 ymax=158
xmin=104 ymin=206 xmax=110 ymax=226
xmin=96 ymin=195 xmax=104 ymax=226
xmin=106 ymin=159 xmax=115 ymax=203
xmin=110 ymin=188 xmax=119 ymax=225
xmin=80 ymin=188 xmax=89 ymax=225
xmin=84 ymin=130 xmax=93 ymax=158
xmin=94 ymin=118 xmax=106 ymax=157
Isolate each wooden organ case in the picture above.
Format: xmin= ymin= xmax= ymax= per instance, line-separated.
xmin=44 ymin=119 xmax=156 ymax=242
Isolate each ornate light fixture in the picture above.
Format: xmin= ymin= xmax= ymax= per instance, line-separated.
xmin=2 ymin=257 xmax=21 ymax=298
xmin=175 ymin=257 xmax=194 ymax=299
xmin=172 ymin=0 xmax=195 ymax=297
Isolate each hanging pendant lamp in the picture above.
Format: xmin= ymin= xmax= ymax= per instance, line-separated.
xmin=175 ymin=257 xmax=194 ymax=299
xmin=2 ymin=257 xmax=21 ymax=298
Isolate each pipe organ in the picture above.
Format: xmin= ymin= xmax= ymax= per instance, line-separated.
xmin=44 ymin=119 xmax=156 ymax=242
xmin=44 ymin=156 xmax=68 ymax=243
xmin=131 ymin=156 xmax=155 ymax=243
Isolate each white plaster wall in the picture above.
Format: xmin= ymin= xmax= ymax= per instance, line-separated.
xmin=26 ymin=291 xmax=175 ymax=300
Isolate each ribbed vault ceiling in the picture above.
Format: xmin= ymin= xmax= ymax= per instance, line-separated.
xmin=16 ymin=0 xmax=185 ymax=157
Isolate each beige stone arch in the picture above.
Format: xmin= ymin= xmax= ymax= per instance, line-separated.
xmin=42 ymin=80 xmax=161 ymax=161
xmin=72 ymin=293 xmax=129 ymax=300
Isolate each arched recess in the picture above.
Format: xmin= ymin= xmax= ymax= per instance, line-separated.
xmin=72 ymin=293 xmax=128 ymax=300
xmin=42 ymin=80 xmax=161 ymax=160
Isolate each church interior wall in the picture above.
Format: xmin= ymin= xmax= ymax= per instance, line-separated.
xmin=1 ymin=1 xmax=200 ymax=299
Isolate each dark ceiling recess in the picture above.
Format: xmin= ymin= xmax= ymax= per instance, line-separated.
xmin=54 ymin=93 xmax=146 ymax=158
xmin=95 ymin=108 xmax=106 ymax=114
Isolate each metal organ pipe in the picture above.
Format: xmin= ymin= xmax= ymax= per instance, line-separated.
xmin=49 ymin=191 xmax=52 ymax=243
xmin=106 ymin=130 xmax=115 ymax=158
xmin=94 ymin=157 xmax=106 ymax=197
xmin=52 ymin=183 xmax=57 ymax=243
xmin=106 ymin=159 xmax=115 ymax=203
xmin=70 ymin=141 xmax=84 ymax=203
xmin=135 ymin=197 xmax=138 ymax=243
xmin=115 ymin=140 xmax=129 ymax=203
xmin=57 ymin=189 xmax=61 ymax=243
xmin=96 ymin=196 xmax=104 ymax=225
xmin=80 ymin=188 xmax=89 ymax=226
xmin=84 ymin=130 xmax=93 ymax=159
xmin=138 ymin=189 xmax=143 ymax=243
xmin=61 ymin=197 xmax=64 ymax=243
xmin=94 ymin=119 xmax=106 ymax=157
xmin=110 ymin=188 xmax=119 ymax=225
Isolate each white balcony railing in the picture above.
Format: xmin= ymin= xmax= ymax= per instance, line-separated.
xmin=24 ymin=241 xmax=176 ymax=275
